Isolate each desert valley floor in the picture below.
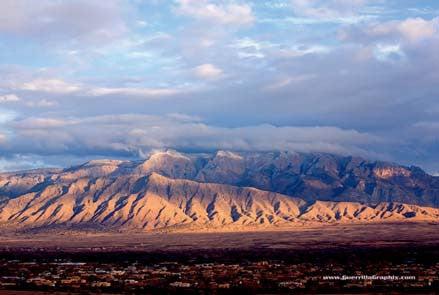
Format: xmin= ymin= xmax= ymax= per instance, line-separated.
xmin=0 ymin=223 xmax=438 ymax=251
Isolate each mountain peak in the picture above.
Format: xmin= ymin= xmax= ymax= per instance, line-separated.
xmin=133 ymin=149 xmax=195 ymax=178
xmin=1 ymin=150 xmax=438 ymax=208
xmin=1 ymin=150 xmax=439 ymax=232
xmin=215 ymin=150 xmax=243 ymax=160
xmin=148 ymin=149 xmax=190 ymax=160
xmin=83 ymin=159 xmax=125 ymax=167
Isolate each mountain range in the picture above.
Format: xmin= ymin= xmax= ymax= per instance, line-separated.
xmin=1 ymin=150 xmax=438 ymax=232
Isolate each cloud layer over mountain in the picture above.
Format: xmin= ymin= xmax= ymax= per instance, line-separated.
xmin=0 ymin=1 xmax=439 ymax=173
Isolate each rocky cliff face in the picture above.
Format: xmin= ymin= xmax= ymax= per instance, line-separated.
xmin=1 ymin=150 xmax=438 ymax=232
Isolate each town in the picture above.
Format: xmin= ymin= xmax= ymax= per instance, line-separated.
xmin=0 ymin=247 xmax=437 ymax=294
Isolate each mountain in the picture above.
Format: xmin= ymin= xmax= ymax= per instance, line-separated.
xmin=1 ymin=150 xmax=439 ymax=232
xmin=3 ymin=150 xmax=438 ymax=206
xmin=1 ymin=172 xmax=438 ymax=232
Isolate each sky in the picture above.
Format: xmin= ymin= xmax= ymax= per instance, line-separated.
xmin=1 ymin=0 xmax=439 ymax=173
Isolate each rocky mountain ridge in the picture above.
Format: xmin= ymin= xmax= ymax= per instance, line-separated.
xmin=2 ymin=150 xmax=438 ymax=205
xmin=1 ymin=172 xmax=438 ymax=232
xmin=1 ymin=150 xmax=438 ymax=232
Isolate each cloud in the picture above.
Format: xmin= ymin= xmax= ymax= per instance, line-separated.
xmin=30 ymin=99 xmax=57 ymax=108
xmin=0 ymin=154 xmax=47 ymax=172
xmin=2 ymin=75 xmax=188 ymax=98
xmin=373 ymin=44 xmax=404 ymax=61
xmin=339 ymin=17 xmax=439 ymax=44
xmin=289 ymin=0 xmax=373 ymax=23
xmin=0 ymin=110 xmax=16 ymax=124
xmin=230 ymin=37 xmax=273 ymax=58
xmin=0 ymin=0 xmax=129 ymax=44
xmin=87 ymin=86 xmax=188 ymax=97
xmin=263 ymin=74 xmax=315 ymax=91
xmin=192 ymin=63 xmax=223 ymax=79
xmin=0 ymin=93 xmax=56 ymax=108
xmin=0 ymin=94 xmax=21 ymax=103
xmin=136 ymin=20 xmax=148 ymax=27
xmin=0 ymin=114 xmax=380 ymax=160
xmin=398 ymin=18 xmax=439 ymax=42
xmin=1 ymin=1 xmax=439 ymax=173
xmin=16 ymin=79 xmax=81 ymax=94
xmin=22 ymin=99 xmax=57 ymax=108
xmin=174 ymin=0 xmax=254 ymax=26
xmin=10 ymin=117 xmax=66 ymax=129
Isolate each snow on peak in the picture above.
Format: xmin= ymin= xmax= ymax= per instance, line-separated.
xmin=216 ymin=150 xmax=243 ymax=160
xmin=84 ymin=159 xmax=124 ymax=166
xmin=148 ymin=149 xmax=190 ymax=160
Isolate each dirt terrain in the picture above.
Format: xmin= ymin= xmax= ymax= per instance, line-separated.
xmin=0 ymin=223 xmax=438 ymax=252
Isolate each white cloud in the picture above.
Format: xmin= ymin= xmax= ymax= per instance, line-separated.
xmin=0 ymin=111 xmax=16 ymax=124
xmin=290 ymin=0 xmax=370 ymax=20
xmin=276 ymin=45 xmax=331 ymax=58
xmin=230 ymin=37 xmax=331 ymax=60
xmin=25 ymin=99 xmax=57 ymax=108
xmin=88 ymin=87 xmax=185 ymax=97
xmin=0 ymin=1 xmax=438 ymax=173
xmin=0 ymin=133 xmax=6 ymax=144
xmin=136 ymin=20 xmax=148 ymax=27
xmin=5 ymin=76 xmax=187 ymax=98
xmin=10 ymin=117 xmax=66 ymax=129
xmin=231 ymin=37 xmax=274 ymax=58
xmin=1 ymin=114 xmax=381 ymax=159
xmin=263 ymin=74 xmax=315 ymax=91
xmin=0 ymin=93 xmax=57 ymax=107
xmin=17 ymin=79 xmax=81 ymax=94
xmin=175 ymin=0 xmax=254 ymax=26
xmin=0 ymin=154 xmax=48 ymax=172
xmin=340 ymin=17 xmax=439 ymax=44
xmin=0 ymin=0 xmax=129 ymax=44
xmin=260 ymin=15 xmax=372 ymax=25
xmin=397 ymin=17 xmax=438 ymax=42
xmin=192 ymin=63 xmax=223 ymax=79
xmin=373 ymin=44 xmax=404 ymax=61
xmin=0 ymin=94 xmax=21 ymax=103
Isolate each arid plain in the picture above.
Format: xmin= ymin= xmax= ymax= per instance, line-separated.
xmin=1 ymin=223 xmax=438 ymax=252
